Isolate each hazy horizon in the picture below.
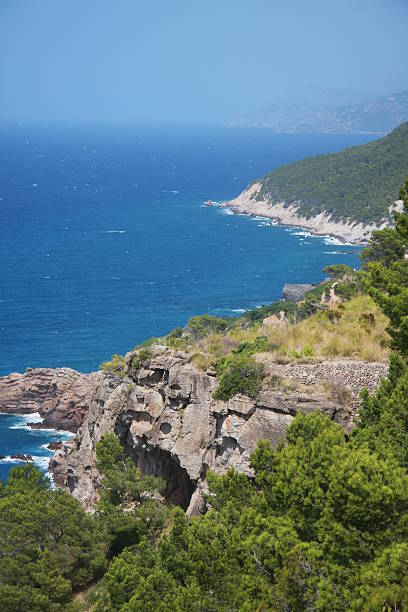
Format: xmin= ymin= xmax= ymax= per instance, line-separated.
xmin=1 ymin=0 xmax=408 ymax=126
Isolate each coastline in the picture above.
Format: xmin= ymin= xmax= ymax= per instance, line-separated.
xmin=224 ymin=182 xmax=390 ymax=245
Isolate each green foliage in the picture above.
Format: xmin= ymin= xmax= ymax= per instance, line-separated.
xmin=131 ymin=347 xmax=151 ymax=369
xmin=233 ymin=335 xmax=279 ymax=357
xmin=256 ymin=122 xmax=408 ymax=223
xmin=213 ymin=353 xmax=264 ymax=400
xmin=93 ymin=412 xmax=408 ymax=610
xmin=363 ymin=260 xmax=408 ymax=355
xmin=244 ymin=299 xmax=297 ymax=325
xmin=361 ymin=227 xmax=405 ymax=268
xmin=304 ymin=280 xmax=332 ymax=301
xmin=335 ymin=274 xmax=363 ymax=299
xmin=95 ymin=433 xmax=165 ymax=557
xmin=0 ymin=464 xmax=106 ymax=610
xmin=361 ymin=178 xmax=408 ymax=356
xmin=185 ymin=313 xmax=230 ymax=340
xmin=322 ymin=263 xmax=355 ymax=279
xmin=99 ymin=353 xmax=128 ymax=377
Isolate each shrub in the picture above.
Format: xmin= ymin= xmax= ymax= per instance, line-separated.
xmin=213 ymin=354 xmax=264 ymax=401
xmin=186 ymin=314 xmax=229 ymax=340
xmin=99 ymin=354 xmax=128 ymax=377
xmin=132 ymin=347 xmax=151 ymax=369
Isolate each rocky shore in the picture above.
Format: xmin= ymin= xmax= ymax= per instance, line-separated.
xmin=0 ymin=367 xmax=100 ymax=433
xmin=0 ymin=348 xmax=388 ymax=514
xmin=225 ymin=182 xmax=390 ymax=245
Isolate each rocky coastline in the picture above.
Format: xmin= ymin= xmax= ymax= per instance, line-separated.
xmin=0 ymin=346 xmax=387 ymax=514
xmin=0 ymin=367 xmax=100 ymax=433
xmin=225 ymin=182 xmax=392 ymax=245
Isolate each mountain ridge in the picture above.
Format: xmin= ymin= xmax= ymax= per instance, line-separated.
xmin=230 ymin=90 xmax=408 ymax=134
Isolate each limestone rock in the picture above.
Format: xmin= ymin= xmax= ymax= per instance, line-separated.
xmin=49 ymin=346 xmax=387 ymax=513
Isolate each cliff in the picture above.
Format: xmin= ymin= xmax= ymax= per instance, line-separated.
xmin=0 ymin=367 xmax=100 ymax=432
xmin=227 ymin=183 xmax=392 ymax=244
xmin=49 ymin=345 xmax=387 ymax=514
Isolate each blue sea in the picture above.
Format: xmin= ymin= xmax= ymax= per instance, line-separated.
xmin=0 ymin=412 xmax=73 ymax=482
xmin=0 ymin=125 xmax=375 ymax=480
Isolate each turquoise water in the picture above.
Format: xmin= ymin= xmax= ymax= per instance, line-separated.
xmin=0 ymin=125 xmax=374 ymax=480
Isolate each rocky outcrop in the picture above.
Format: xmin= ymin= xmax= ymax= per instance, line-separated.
xmin=0 ymin=367 xmax=100 ymax=432
xmin=226 ymin=182 xmax=390 ymax=244
xmin=282 ymin=283 xmax=316 ymax=301
xmin=50 ymin=346 xmax=387 ymax=514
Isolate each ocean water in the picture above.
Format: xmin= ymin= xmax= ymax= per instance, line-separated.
xmin=0 ymin=412 xmax=73 ymax=482
xmin=0 ymin=125 xmax=375 ymax=480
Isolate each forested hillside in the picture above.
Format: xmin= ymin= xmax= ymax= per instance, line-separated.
xmin=256 ymin=122 xmax=408 ymax=223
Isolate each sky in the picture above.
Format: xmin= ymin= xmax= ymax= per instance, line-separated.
xmin=1 ymin=0 xmax=407 ymax=125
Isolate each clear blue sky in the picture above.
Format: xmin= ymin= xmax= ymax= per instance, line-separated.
xmin=1 ymin=0 xmax=407 ymax=124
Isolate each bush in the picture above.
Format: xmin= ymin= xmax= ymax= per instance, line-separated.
xmin=132 ymin=347 xmax=151 ymax=369
xmin=322 ymin=264 xmax=355 ymax=279
xmin=99 ymin=354 xmax=128 ymax=377
xmin=186 ymin=314 xmax=229 ymax=340
xmin=213 ymin=354 xmax=264 ymax=401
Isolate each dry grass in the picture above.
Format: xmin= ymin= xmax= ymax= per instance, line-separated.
xmin=183 ymin=295 xmax=389 ymax=366
xmin=276 ymin=295 xmax=389 ymax=362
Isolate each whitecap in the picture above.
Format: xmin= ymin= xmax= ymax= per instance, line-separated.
xmin=323 ymin=236 xmax=354 ymax=246
xmin=7 ymin=412 xmax=43 ymax=430
xmin=32 ymin=456 xmax=51 ymax=470
xmin=324 ymin=251 xmax=342 ymax=255
xmin=104 ymin=230 xmax=126 ymax=234
xmin=293 ymin=230 xmax=313 ymax=237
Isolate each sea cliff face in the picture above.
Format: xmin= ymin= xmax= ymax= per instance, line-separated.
xmin=0 ymin=367 xmax=100 ymax=432
xmin=226 ymin=182 xmax=394 ymax=244
xmin=47 ymin=346 xmax=387 ymax=514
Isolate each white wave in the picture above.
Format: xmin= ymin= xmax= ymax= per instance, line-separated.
xmin=293 ymin=230 xmax=313 ymax=237
xmin=222 ymin=209 xmax=234 ymax=215
xmin=323 ymin=236 xmax=354 ymax=246
xmin=104 ymin=230 xmax=126 ymax=234
xmin=0 ymin=454 xmax=49 ymax=469
xmin=33 ymin=427 xmax=74 ymax=438
xmin=8 ymin=412 xmax=43 ymax=430
xmin=324 ymin=251 xmax=342 ymax=255
xmin=33 ymin=456 xmax=51 ymax=470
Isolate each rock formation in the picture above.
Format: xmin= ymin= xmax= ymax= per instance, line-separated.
xmin=282 ymin=283 xmax=316 ymax=301
xmin=49 ymin=346 xmax=387 ymax=515
xmin=0 ymin=367 xmax=100 ymax=432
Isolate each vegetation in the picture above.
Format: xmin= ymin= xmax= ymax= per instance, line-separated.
xmin=5 ymin=181 xmax=407 ymax=609
xmin=131 ymin=347 xmax=151 ymax=369
xmin=0 ymin=464 xmax=107 ymax=610
xmin=256 ymin=121 xmax=408 ymax=223
xmin=213 ymin=354 xmax=264 ymax=401
xmin=185 ymin=313 xmax=231 ymax=340
xmin=99 ymin=354 xmax=128 ymax=378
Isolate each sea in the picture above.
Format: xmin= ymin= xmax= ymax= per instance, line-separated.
xmin=0 ymin=124 xmax=375 ymax=481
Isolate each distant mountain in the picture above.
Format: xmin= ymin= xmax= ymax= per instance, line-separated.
xmin=230 ymin=91 xmax=408 ymax=135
